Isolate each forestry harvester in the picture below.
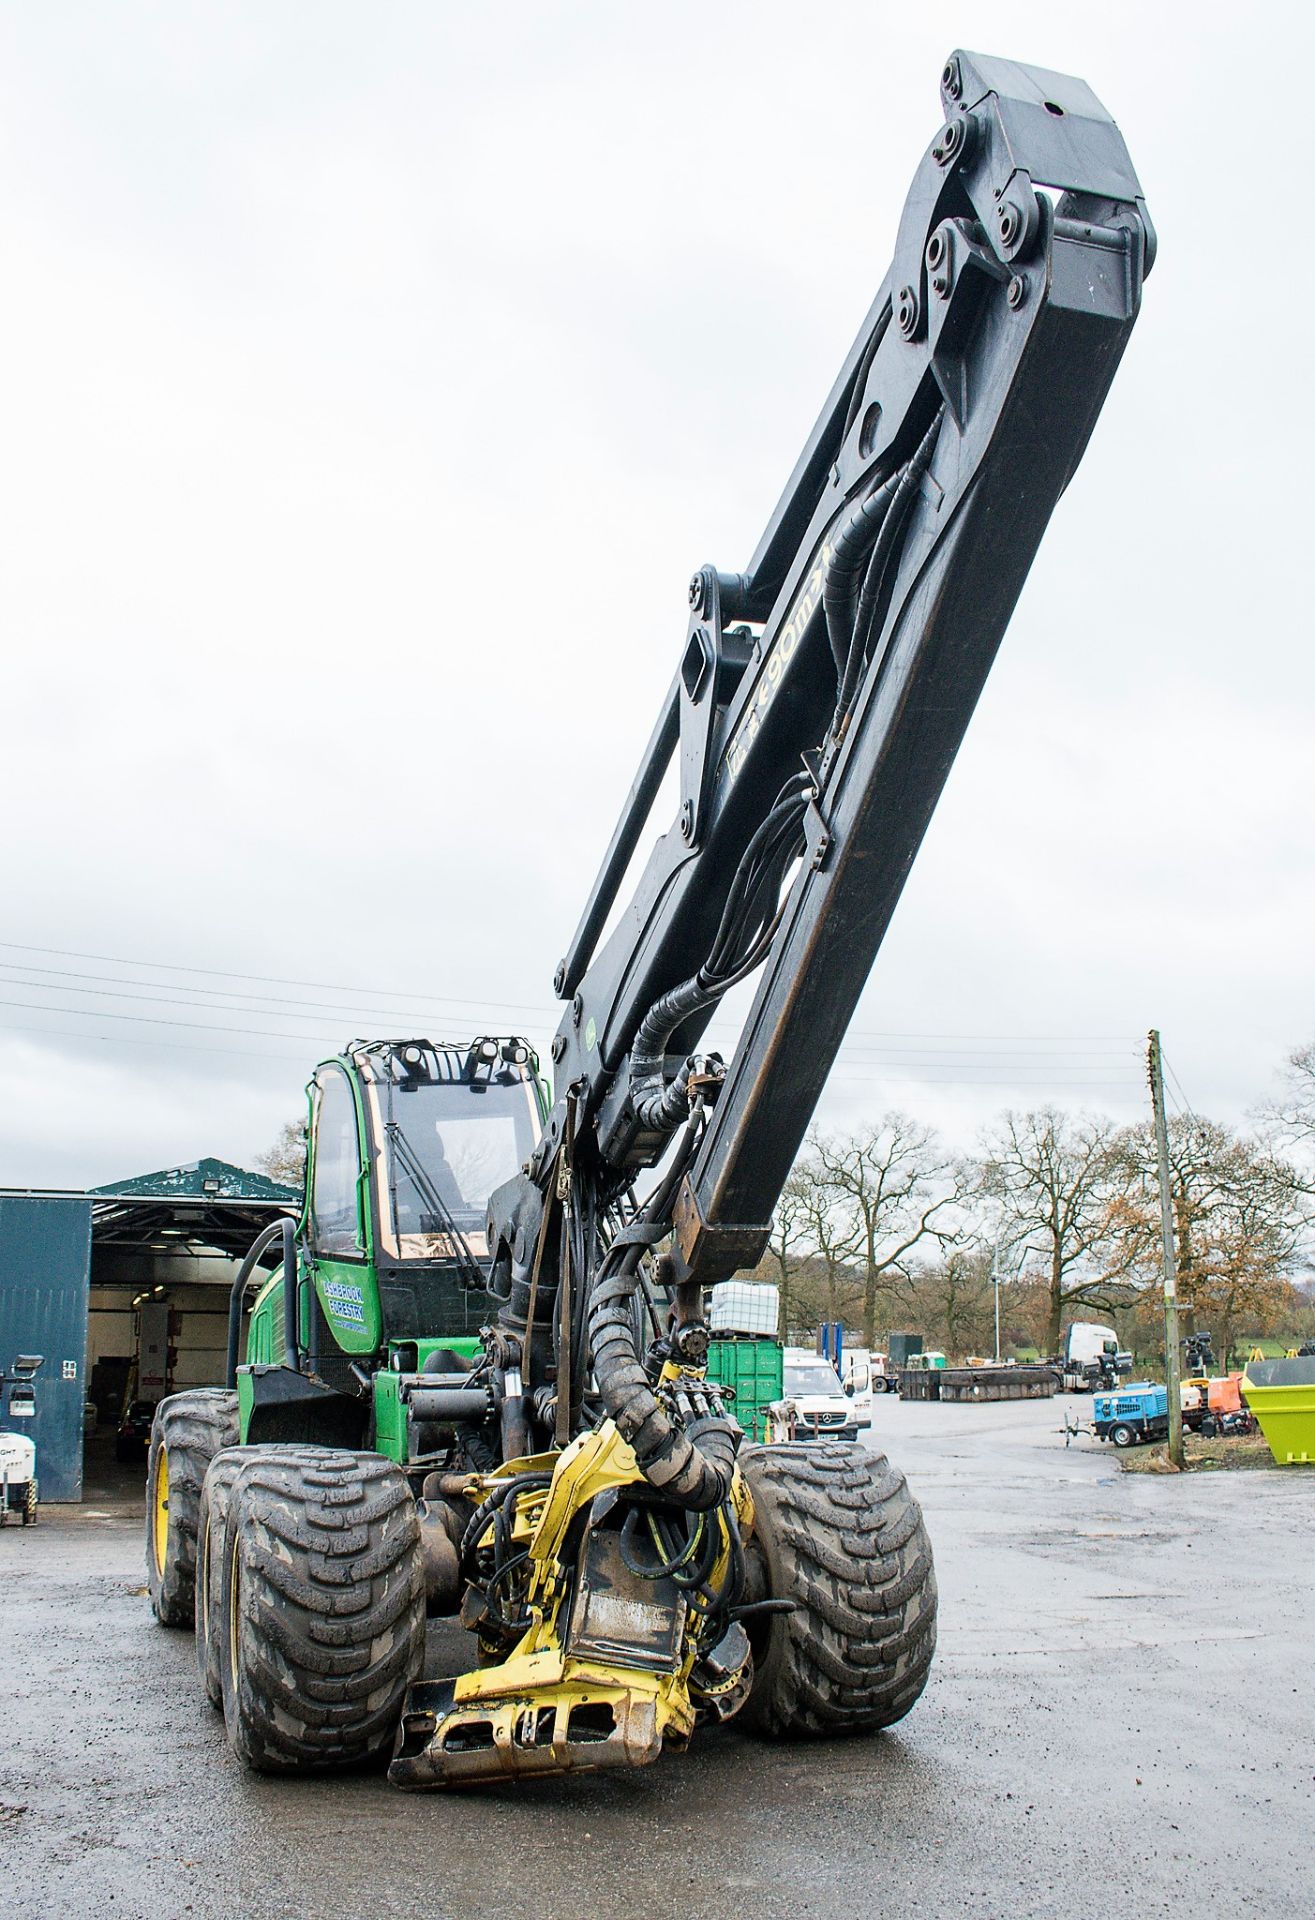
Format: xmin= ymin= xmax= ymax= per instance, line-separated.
xmin=145 ymin=51 xmax=1152 ymax=1785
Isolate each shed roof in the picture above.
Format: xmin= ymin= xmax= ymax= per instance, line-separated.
xmin=89 ymin=1157 xmax=300 ymax=1203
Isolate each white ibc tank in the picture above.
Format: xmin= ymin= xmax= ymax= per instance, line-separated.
xmin=707 ymin=1280 xmax=780 ymax=1336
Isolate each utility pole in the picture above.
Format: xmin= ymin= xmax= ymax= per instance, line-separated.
xmin=1147 ymin=1030 xmax=1185 ymax=1469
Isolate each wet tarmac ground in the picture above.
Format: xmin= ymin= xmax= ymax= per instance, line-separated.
xmin=3 ymin=1400 xmax=1312 ymax=1920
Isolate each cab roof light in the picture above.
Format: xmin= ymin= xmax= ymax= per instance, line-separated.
xmin=390 ymin=1043 xmax=437 ymax=1085
xmin=466 ymin=1037 xmax=502 ymax=1078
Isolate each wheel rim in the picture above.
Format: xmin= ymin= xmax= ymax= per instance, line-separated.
xmin=152 ymin=1447 xmax=170 ymax=1575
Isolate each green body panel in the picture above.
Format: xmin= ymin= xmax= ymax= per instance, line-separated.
xmin=409 ymin=1336 xmax=483 ymax=1368
xmin=312 ymin=1256 xmax=382 ymax=1354
xmin=236 ymin=1367 xmax=255 ymax=1438
xmin=373 ymin=1337 xmax=485 ymax=1462
xmin=707 ymin=1336 xmax=783 ymax=1443
xmin=373 ymin=1370 xmax=406 ymax=1461
xmin=247 ymin=1264 xmax=288 ymax=1365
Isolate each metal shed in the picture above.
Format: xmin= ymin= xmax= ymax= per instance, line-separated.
xmin=0 ymin=1160 xmax=297 ymax=1502
xmin=0 ymin=1196 xmax=93 ymax=1501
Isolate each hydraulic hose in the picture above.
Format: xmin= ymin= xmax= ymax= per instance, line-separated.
xmin=628 ymin=978 xmax=719 ymax=1133
xmin=833 ymin=410 xmax=944 ymax=727
xmin=586 ymin=1124 xmax=740 ymax=1511
xmin=628 ymin=778 xmax=811 ymax=1133
xmin=822 ymin=473 xmax=900 ymax=672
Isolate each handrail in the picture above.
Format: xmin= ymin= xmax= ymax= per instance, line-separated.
xmin=225 ymin=1215 xmax=300 ymax=1388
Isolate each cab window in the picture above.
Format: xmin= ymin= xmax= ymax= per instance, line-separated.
xmin=310 ymin=1069 xmax=364 ymax=1256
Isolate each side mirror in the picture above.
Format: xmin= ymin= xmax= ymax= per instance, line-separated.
xmin=843 ymin=1380 xmax=855 ymax=1396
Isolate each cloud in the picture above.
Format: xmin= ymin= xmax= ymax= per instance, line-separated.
xmin=0 ymin=2 xmax=1309 ymax=1185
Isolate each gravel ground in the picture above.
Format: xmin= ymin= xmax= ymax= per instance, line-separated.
xmin=2 ymin=1399 xmax=1311 ymax=1920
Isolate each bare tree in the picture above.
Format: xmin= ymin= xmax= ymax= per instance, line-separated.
xmin=760 ymin=1167 xmax=811 ymax=1336
xmin=904 ymin=1245 xmax=996 ymax=1358
xmin=1106 ymin=1115 xmax=1307 ymax=1367
xmin=1254 ymin=1041 xmax=1315 ymax=1200
xmin=256 ymin=1117 xmax=307 ymax=1192
xmin=975 ymin=1107 xmax=1130 ymax=1356
xmin=811 ymin=1117 xmax=962 ymax=1348
xmin=789 ymin=1150 xmax=861 ymax=1329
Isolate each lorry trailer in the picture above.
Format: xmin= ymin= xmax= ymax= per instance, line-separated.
xmin=900 ymin=1364 xmax=1057 ymax=1403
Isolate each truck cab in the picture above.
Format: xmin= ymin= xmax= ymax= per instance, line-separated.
xmin=1060 ymin=1322 xmax=1133 ymax=1393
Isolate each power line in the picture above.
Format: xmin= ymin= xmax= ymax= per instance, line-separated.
xmin=0 ymin=987 xmax=1142 ymax=1085
xmin=0 ymin=996 xmax=365 ymax=1044
xmin=0 ymin=940 xmax=554 ymax=1023
xmin=827 ymin=1071 xmax=1138 ymax=1089
xmin=0 ymin=969 xmax=1135 ymax=1064
xmin=1164 ymin=1053 xmax=1198 ymax=1118
xmin=0 ymin=1005 xmax=1143 ymax=1095
xmin=0 ymin=1019 xmax=312 ymax=1065
xmin=0 ymin=940 xmax=1136 ymax=1049
xmin=0 ymin=959 xmax=557 ymax=1027
xmin=0 ymin=970 xmax=541 ymax=1032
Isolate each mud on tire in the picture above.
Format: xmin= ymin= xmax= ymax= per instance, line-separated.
xmin=198 ymin=1446 xmax=337 ymax=1709
xmin=218 ymin=1448 xmax=425 ymax=1773
xmin=146 ymin=1389 xmax=240 ymax=1627
xmin=738 ymin=1441 xmax=936 ymax=1738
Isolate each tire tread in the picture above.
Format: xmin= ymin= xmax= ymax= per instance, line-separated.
xmin=740 ymin=1441 xmax=937 ymax=1738
xmin=220 ymin=1448 xmax=425 ymax=1773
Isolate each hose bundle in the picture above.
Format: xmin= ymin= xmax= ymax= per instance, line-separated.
xmin=829 ymin=408 xmax=944 ymax=732
xmin=586 ymin=1120 xmax=740 ymax=1511
xmin=628 ymin=770 xmax=813 ymax=1134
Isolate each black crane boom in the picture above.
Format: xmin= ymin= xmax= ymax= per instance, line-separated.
xmin=489 ymin=48 xmax=1152 ymax=1445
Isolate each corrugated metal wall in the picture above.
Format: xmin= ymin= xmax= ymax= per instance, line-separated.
xmin=0 ymin=1198 xmax=92 ymax=1501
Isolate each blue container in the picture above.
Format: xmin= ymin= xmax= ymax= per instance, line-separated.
xmin=0 ymin=1197 xmax=93 ymax=1501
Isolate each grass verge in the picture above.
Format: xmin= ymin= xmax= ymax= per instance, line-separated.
xmin=1118 ymin=1432 xmax=1311 ymax=1474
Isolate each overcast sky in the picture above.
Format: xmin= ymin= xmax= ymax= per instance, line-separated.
xmin=0 ymin=0 xmax=1310 ymax=1189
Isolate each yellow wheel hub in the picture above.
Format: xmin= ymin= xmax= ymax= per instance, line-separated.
xmin=227 ymin=1534 xmax=242 ymax=1685
xmin=152 ymin=1447 xmax=170 ymax=1577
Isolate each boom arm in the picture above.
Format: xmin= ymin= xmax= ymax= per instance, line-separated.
xmin=489 ymin=50 xmax=1151 ymax=1467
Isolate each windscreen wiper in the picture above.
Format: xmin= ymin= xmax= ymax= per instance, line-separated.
xmin=384 ymin=1121 xmax=487 ymax=1292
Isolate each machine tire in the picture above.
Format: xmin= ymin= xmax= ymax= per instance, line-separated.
xmin=218 ymin=1448 xmax=425 ymax=1773
xmin=198 ymin=1445 xmax=333 ymax=1709
xmin=146 ymin=1389 xmax=240 ymax=1627
xmin=738 ymin=1441 xmax=936 ymax=1739
xmin=1110 ymin=1423 xmax=1135 ymax=1449
xmin=196 ymin=1446 xmax=256 ymax=1708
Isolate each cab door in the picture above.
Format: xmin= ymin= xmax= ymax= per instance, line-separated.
xmin=307 ymin=1066 xmax=381 ymax=1354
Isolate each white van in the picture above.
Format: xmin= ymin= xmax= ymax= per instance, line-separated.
xmin=839 ymin=1348 xmax=875 ymax=1429
xmin=775 ymin=1350 xmax=860 ymax=1441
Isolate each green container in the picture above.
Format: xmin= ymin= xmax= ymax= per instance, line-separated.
xmin=707 ymin=1336 xmax=783 ymax=1443
xmin=1242 ymin=1358 xmax=1315 ymax=1465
